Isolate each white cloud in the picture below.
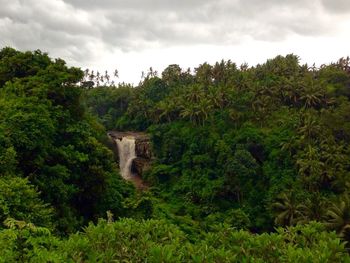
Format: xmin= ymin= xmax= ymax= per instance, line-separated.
xmin=0 ymin=0 xmax=349 ymax=83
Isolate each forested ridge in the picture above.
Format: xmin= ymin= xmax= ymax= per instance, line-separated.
xmin=1 ymin=47 xmax=350 ymax=262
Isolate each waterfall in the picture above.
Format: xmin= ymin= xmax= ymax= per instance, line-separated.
xmin=115 ymin=136 xmax=136 ymax=179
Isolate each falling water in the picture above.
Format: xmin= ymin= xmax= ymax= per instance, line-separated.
xmin=115 ymin=136 xmax=136 ymax=179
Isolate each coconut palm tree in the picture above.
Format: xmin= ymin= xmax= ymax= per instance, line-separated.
xmin=296 ymin=144 xmax=324 ymax=190
xmin=297 ymin=112 xmax=321 ymax=141
xmin=325 ymin=194 xmax=350 ymax=240
xmin=298 ymin=193 xmax=328 ymax=223
xmin=299 ymin=76 xmax=325 ymax=108
xmin=155 ymin=99 xmax=179 ymax=123
xmin=180 ymin=103 xmax=198 ymax=124
xmin=207 ymin=85 xmax=231 ymax=110
xmin=319 ymin=139 xmax=348 ymax=185
xmin=184 ymin=84 xmax=204 ymax=103
xmin=180 ymin=98 xmax=212 ymax=126
xmin=279 ymin=77 xmax=302 ymax=106
xmin=272 ymin=192 xmax=303 ymax=226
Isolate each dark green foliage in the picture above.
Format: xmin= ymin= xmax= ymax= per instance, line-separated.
xmin=0 ymin=47 xmax=51 ymax=87
xmin=83 ymin=84 xmax=133 ymax=129
xmin=1 ymin=48 xmax=350 ymax=260
xmin=0 ymin=48 xmax=132 ymax=234
xmin=90 ymin=54 xmax=350 ymax=237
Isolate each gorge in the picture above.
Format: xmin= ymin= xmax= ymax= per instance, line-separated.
xmin=108 ymin=131 xmax=152 ymax=188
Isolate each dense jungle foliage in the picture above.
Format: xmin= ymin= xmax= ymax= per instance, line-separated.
xmin=1 ymin=47 xmax=350 ymax=261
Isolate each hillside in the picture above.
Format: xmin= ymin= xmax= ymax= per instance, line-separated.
xmin=1 ymin=48 xmax=350 ymax=261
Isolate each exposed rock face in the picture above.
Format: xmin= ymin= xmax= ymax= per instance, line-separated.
xmin=131 ymin=157 xmax=151 ymax=176
xmin=135 ymin=137 xmax=152 ymax=159
xmin=108 ymin=131 xmax=152 ymax=178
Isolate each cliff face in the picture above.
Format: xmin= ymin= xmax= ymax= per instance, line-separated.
xmin=135 ymin=137 xmax=152 ymax=159
xmin=108 ymin=131 xmax=152 ymax=177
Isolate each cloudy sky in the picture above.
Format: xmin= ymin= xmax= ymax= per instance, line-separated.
xmin=1 ymin=0 xmax=349 ymax=84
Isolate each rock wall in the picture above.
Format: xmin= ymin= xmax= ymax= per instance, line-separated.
xmin=108 ymin=131 xmax=152 ymax=177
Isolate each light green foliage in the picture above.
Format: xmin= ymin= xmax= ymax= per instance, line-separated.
xmin=0 ymin=218 xmax=62 ymax=263
xmin=0 ymin=177 xmax=53 ymax=230
xmin=1 ymin=219 xmax=348 ymax=262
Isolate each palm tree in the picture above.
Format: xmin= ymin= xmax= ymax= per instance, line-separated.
xmin=272 ymin=192 xmax=303 ymax=226
xmin=319 ymin=139 xmax=348 ymax=186
xmin=195 ymin=62 xmax=213 ymax=86
xmin=184 ymin=84 xmax=204 ymax=103
xmin=179 ymin=84 xmax=213 ymax=125
xmin=180 ymin=99 xmax=212 ymax=125
xmin=299 ymin=76 xmax=325 ymax=108
xmin=325 ymin=194 xmax=350 ymax=240
xmin=155 ymin=99 xmax=179 ymax=123
xmin=297 ymin=113 xmax=321 ymax=141
xmin=180 ymin=103 xmax=198 ymax=124
xmin=251 ymin=94 xmax=273 ymax=124
xmin=280 ymin=136 xmax=297 ymax=156
xmin=207 ymin=85 xmax=231 ymax=110
xmin=296 ymin=144 xmax=324 ymax=190
xmin=331 ymin=172 xmax=350 ymax=193
xmin=279 ymin=77 xmax=302 ymax=106
xmin=298 ymin=193 xmax=327 ymax=223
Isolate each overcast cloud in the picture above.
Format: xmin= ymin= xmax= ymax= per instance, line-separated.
xmin=0 ymin=0 xmax=349 ymax=83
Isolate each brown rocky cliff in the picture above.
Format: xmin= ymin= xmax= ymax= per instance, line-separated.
xmin=107 ymin=131 xmax=152 ymax=177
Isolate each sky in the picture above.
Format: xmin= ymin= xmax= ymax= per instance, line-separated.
xmin=0 ymin=0 xmax=349 ymax=84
